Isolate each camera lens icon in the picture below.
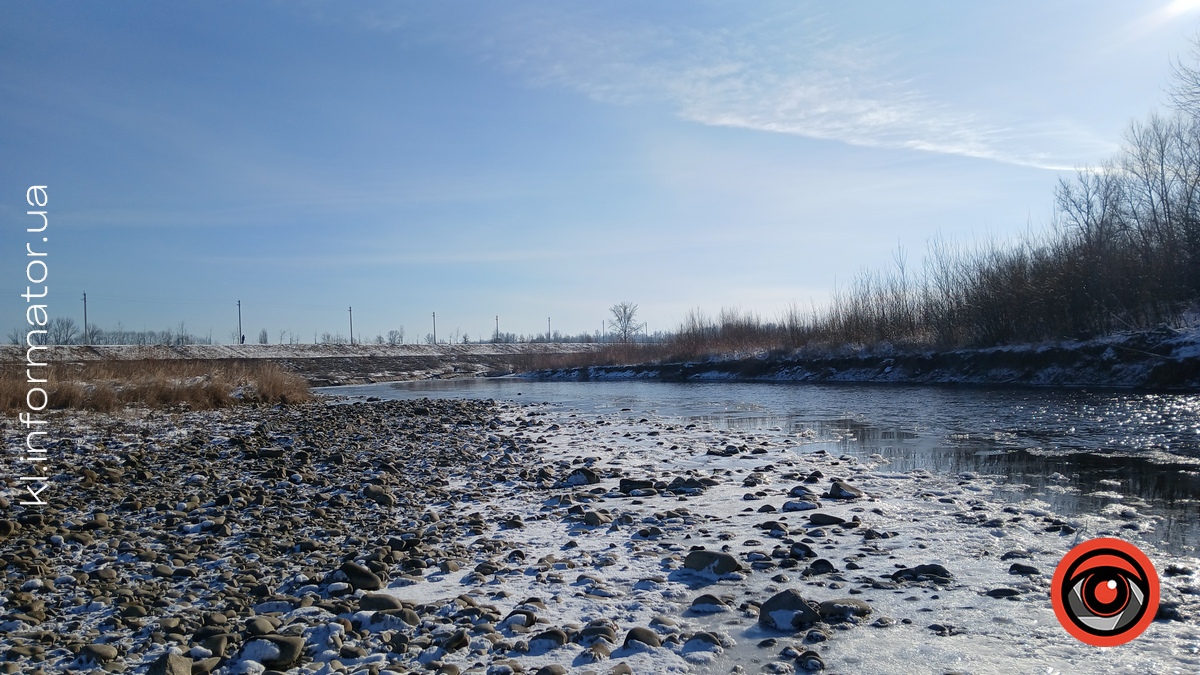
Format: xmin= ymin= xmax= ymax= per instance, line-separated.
xmin=1052 ymin=538 xmax=1159 ymax=647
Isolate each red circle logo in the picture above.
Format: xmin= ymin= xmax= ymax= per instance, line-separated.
xmin=1050 ymin=538 xmax=1159 ymax=646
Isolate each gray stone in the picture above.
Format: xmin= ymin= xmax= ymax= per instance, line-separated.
xmin=818 ymin=598 xmax=872 ymax=619
xmin=359 ymin=593 xmax=404 ymax=611
xmin=758 ymin=589 xmax=821 ymax=631
xmin=891 ymin=563 xmax=954 ymax=584
xmin=827 ymin=481 xmax=864 ymax=499
xmin=808 ymin=512 xmax=846 ymax=526
xmin=530 ymin=628 xmax=569 ymax=649
xmin=251 ymin=635 xmax=305 ymax=670
xmin=147 ymin=652 xmax=192 ymax=675
xmin=442 ymin=629 xmax=470 ymax=651
xmin=689 ymin=594 xmax=729 ymax=613
xmin=364 ymin=484 xmax=397 ymax=507
xmin=623 ymin=626 xmax=661 ymax=648
xmin=244 ymin=617 xmax=276 ymax=636
xmin=340 ymin=561 xmax=383 ymax=591
xmin=683 ymin=549 xmax=742 ymax=575
xmin=83 ymin=644 xmax=118 ymax=662
xmin=564 ymin=467 xmax=600 ymax=485
xmin=583 ymin=511 xmax=612 ymax=526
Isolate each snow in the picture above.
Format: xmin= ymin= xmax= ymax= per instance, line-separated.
xmin=347 ymin=400 xmax=1200 ymax=674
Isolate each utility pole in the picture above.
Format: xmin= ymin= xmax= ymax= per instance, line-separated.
xmin=432 ymin=312 xmax=436 ymax=344
xmin=348 ymin=306 xmax=354 ymax=345
xmin=547 ymin=316 xmax=551 ymax=342
xmin=81 ymin=292 xmax=88 ymax=345
xmin=237 ymin=299 xmax=242 ymax=344
xmin=495 ymin=315 xmax=499 ymax=342
xmin=602 ymin=320 xmax=605 ymax=343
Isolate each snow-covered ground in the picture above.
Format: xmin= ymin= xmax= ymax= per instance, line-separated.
xmin=5 ymin=392 xmax=1197 ymax=674
xmin=355 ymin=402 xmax=1200 ymax=673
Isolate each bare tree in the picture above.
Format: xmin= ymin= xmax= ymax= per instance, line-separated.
xmin=258 ymin=329 xmax=268 ymax=344
xmin=609 ymin=301 xmax=645 ymax=342
xmin=1171 ymin=36 xmax=1200 ymax=119
xmin=47 ymin=316 xmax=79 ymax=345
xmin=386 ymin=328 xmax=404 ymax=345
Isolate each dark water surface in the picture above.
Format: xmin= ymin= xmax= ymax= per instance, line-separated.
xmin=319 ymin=379 xmax=1200 ymax=554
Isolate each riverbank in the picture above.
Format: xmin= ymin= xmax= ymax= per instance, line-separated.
xmin=527 ymin=326 xmax=1200 ymax=391
xmin=0 ymin=343 xmax=604 ymax=387
xmin=2 ymin=396 xmax=1198 ymax=674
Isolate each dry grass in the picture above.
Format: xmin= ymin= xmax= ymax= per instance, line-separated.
xmin=0 ymin=359 xmax=311 ymax=413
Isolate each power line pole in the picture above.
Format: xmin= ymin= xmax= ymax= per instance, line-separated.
xmin=348 ymin=306 xmax=354 ymax=345
xmin=495 ymin=315 xmax=499 ymax=342
xmin=237 ymin=299 xmax=242 ymax=344
xmin=81 ymin=292 xmax=88 ymax=345
xmin=432 ymin=312 xmax=436 ymax=344
xmin=547 ymin=316 xmax=551 ymax=342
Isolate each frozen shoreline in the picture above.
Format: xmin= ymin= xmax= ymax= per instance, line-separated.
xmin=528 ymin=327 xmax=1200 ymax=391
xmin=2 ymin=397 xmax=1199 ymax=674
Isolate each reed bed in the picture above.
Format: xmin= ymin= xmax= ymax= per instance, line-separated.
xmin=0 ymin=359 xmax=311 ymax=413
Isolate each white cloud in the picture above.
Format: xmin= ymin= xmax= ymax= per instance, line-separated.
xmin=470 ymin=6 xmax=1113 ymax=170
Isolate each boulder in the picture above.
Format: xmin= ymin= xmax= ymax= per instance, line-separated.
xmin=758 ymin=589 xmax=821 ymax=631
xmin=683 ymin=550 xmax=742 ymax=576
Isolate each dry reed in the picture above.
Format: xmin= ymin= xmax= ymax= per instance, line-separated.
xmin=0 ymin=359 xmax=311 ymax=413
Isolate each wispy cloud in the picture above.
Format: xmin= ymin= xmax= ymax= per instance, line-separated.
xmin=461 ymin=5 xmax=1113 ymax=170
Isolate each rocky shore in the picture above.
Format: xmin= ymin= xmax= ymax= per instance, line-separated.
xmin=3 ymin=396 xmax=1199 ymax=674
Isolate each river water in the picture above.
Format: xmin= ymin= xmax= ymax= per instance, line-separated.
xmin=318 ymin=379 xmax=1200 ymax=554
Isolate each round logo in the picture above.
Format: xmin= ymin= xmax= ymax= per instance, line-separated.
xmin=1051 ymin=537 xmax=1159 ymax=646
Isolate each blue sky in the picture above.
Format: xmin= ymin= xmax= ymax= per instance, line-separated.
xmin=4 ymin=1 xmax=1200 ymax=343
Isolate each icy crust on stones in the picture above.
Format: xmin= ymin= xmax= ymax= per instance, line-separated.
xmin=1 ymin=396 xmax=1199 ymax=674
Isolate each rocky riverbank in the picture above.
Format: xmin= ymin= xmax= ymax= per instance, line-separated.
xmin=3 ymin=396 xmax=1199 ymax=674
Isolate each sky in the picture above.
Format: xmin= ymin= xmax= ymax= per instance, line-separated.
xmin=4 ymin=1 xmax=1200 ymax=344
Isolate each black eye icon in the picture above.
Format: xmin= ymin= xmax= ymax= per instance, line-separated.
xmin=1063 ymin=555 xmax=1149 ymax=636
